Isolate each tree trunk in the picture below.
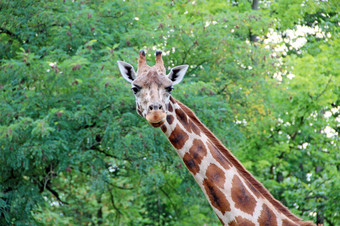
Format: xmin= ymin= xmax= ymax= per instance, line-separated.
xmin=97 ymin=196 xmax=103 ymax=225
xmin=317 ymin=212 xmax=324 ymax=225
xmin=250 ymin=0 xmax=259 ymax=42
xmin=252 ymin=0 xmax=259 ymax=10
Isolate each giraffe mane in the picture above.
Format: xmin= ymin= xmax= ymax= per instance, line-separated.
xmin=171 ymin=96 xmax=307 ymax=223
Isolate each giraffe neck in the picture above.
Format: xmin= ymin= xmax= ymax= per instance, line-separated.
xmin=159 ymin=97 xmax=312 ymax=226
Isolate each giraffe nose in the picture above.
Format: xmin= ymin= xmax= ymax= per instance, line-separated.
xmin=149 ymin=104 xmax=163 ymax=111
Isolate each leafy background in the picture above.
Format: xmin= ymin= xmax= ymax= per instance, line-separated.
xmin=0 ymin=0 xmax=339 ymax=225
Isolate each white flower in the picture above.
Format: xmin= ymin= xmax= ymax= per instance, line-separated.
xmin=306 ymin=173 xmax=312 ymax=181
xmin=321 ymin=126 xmax=338 ymax=138
xmin=134 ymin=17 xmax=139 ymax=21
xmin=291 ymin=37 xmax=307 ymax=49
xmin=287 ymin=74 xmax=295 ymax=79
xmin=274 ymin=44 xmax=288 ymax=53
xmin=49 ymin=62 xmax=57 ymax=67
xmin=284 ymin=122 xmax=291 ymax=127
xmin=235 ymin=120 xmax=242 ymax=124
xmin=315 ymin=31 xmax=325 ymax=38
xmin=273 ymin=72 xmax=282 ymax=82
xmin=331 ymin=106 xmax=339 ymax=114
xmin=335 ymin=115 xmax=340 ymax=123
xmin=108 ymin=166 xmax=116 ymax=172
xmin=309 ymin=212 xmax=317 ymax=217
xmin=324 ymin=111 xmax=332 ymax=118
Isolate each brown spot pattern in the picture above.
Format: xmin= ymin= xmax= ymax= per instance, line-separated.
xmin=137 ymin=108 xmax=142 ymax=116
xmin=168 ymin=103 xmax=173 ymax=112
xmin=206 ymin=164 xmax=226 ymax=189
xmin=182 ymin=139 xmax=207 ymax=174
xmin=136 ymin=104 xmax=143 ymax=116
xmin=282 ymin=219 xmax=298 ymax=226
xmin=189 ymin=120 xmax=200 ymax=135
xmin=228 ymin=216 xmax=256 ymax=226
xmin=228 ymin=219 xmax=236 ymax=225
xmin=203 ymin=178 xmax=231 ymax=214
xmin=161 ymin=125 xmax=167 ymax=133
xmin=231 ymin=175 xmax=256 ymax=215
xmin=166 ymin=115 xmax=174 ymax=124
xmin=258 ymin=203 xmax=277 ymax=226
xmin=174 ymin=106 xmax=200 ymax=135
xmin=183 ymin=153 xmax=200 ymax=174
xmin=207 ymin=141 xmax=231 ymax=170
xmin=245 ymin=180 xmax=261 ymax=198
xmin=175 ymin=108 xmax=191 ymax=132
xmin=169 ymin=125 xmax=189 ymax=149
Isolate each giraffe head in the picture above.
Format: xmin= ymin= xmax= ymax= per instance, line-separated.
xmin=117 ymin=50 xmax=188 ymax=127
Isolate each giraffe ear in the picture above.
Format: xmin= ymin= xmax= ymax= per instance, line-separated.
xmin=168 ymin=65 xmax=189 ymax=85
xmin=117 ymin=61 xmax=136 ymax=83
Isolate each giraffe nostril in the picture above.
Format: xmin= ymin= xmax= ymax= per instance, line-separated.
xmin=149 ymin=104 xmax=162 ymax=111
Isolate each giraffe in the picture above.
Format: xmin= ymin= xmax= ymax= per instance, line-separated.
xmin=117 ymin=50 xmax=315 ymax=226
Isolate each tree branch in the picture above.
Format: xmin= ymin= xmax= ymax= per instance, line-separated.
xmin=305 ymin=195 xmax=328 ymax=200
xmin=103 ymin=178 xmax=134 ymax=190
xmin=182 ymin=40 xmax=198 ymax=65
xmin=90 ymin=145 xmax=131 ymax=161
xmin=324 ymin=216 xmax=335 ymax=226
xmin=0 ymin=27 xmax=23 ymax=43
xmin=45 ymin=184 xmax=69 ymax=205
xmin=159 ymin=187 xmax=179 ymax=218
xmin=186 ymin=60 xmax=206 ymax=75
xmin=108 ymin=187 xmax=122 ymax=216
xmin=217 ymin=83 xmax=230 ymax=95
xmin=314 ymin=76 xmax=332 ymax=101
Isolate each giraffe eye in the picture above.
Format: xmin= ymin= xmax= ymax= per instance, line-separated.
xmin=165 ymin=86 xmax=174 ymax=94
xmin=131 ymin=85 xmax=141 ymax=94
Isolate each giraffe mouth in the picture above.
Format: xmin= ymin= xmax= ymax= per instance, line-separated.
xmin=149 ymin=117 xmax=166 ymax=127
xmin=146 ymin=110 xmax=166 ymax=128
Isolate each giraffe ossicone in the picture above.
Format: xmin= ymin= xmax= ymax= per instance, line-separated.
xmin=117 ymin=50 xmax=314 ymax=226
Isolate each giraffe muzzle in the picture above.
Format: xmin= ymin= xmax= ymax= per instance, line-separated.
xmin=146 ymin=110 xmax=166 ymax=127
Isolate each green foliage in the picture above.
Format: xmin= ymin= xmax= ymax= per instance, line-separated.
xmin=0 ymin=0 xmax=339 ymax=225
